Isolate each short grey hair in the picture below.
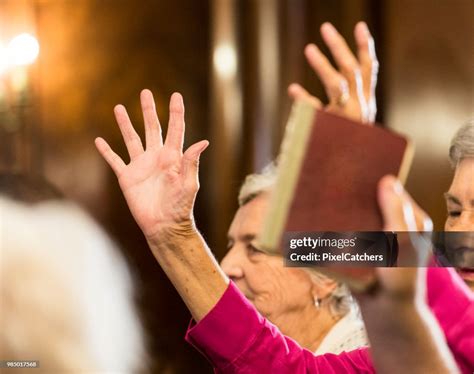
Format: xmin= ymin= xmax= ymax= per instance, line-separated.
xmin=449 ymin=120 xmax=474 ymax=168
xmin=238 ymin=162 xmax=278 ymax=206
xmin=238 ymin=162 xmax=354 ymax=318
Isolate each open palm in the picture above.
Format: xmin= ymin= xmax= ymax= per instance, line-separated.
xmin=95 ymin=90 xmax=209 ymax=239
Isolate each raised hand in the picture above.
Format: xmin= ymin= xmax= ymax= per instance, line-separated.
xmin=357 ymin=176 xmax=459 ymax=374
xmin=95 ymin=89 xmax=209 ymax=240
xmin=367 ymin=175 xmax=433 ymax=300
xmin=288 ymin=21 xmax=378 ymax=123
xmin=346 ymin=174 xmax=434 ymax=307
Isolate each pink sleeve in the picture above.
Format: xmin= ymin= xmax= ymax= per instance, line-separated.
xmin=185 ymin=282 xmax=374 ymax=374
xmin=426 ymin=267 xmax=474 ymax=374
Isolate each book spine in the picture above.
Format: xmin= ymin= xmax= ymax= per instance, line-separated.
xmin=258 ymin=100 xmax=316 ymax=254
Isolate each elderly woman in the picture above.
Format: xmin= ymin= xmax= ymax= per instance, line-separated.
xmin=96 ymin=22 xmax=473 ymax=373
xmin=221 ymin=164 xmax=367 ymax=354
xmin=444 ymin=121 xmax=474 ymax=291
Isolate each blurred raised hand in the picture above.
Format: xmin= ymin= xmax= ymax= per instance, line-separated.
xmin=289 ymin=22 xmax=378 ymax=123
xmin=369 ymin=175 xmax=433 ymax=300
xmin=357 ymin=176 xmax=459 ymax=374
xmin=95 ymin=90 xmax=209 ymax=240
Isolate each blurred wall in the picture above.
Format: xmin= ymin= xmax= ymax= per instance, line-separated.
xmin=384 ymin=0 xmax=473 ymax=229
xmin=0 ymin=0 xmax=472 ymax=373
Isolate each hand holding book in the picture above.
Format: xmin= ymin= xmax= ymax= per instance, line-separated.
xmin=259 ymin=23 xmax=423 ymax=293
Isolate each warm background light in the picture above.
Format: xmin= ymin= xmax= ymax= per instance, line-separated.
xmin=213 ymin=43 xmax=237 ymax=79
xmin=0 ymin=43 xmax=9 ymax=74
xmin=7 ymin=32 xmax=39 ymax=66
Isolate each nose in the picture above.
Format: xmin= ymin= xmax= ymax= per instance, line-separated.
xmin=221 ymin=246 xmax=245 ymax=279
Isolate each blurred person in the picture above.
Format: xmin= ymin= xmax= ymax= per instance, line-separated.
xmin=444 ymin=121 xmax=474 ymax=291
xmin=0 ymin=174 xmax=146 ymax=373
xmin=0 ymin=173 xmax=63 ymax=203
xmin=96 ymin=22 xmax=472 ymax=374
xmin=221 ymin=164 xmax=368 ymax=354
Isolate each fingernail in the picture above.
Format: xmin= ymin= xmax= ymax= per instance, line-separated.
xmin=199 ymin=141 xmax=210 ymax=153
xmin=322 ymin=22 xmax=336 ymax=37
xmin=393 ymin=180 xmax=404 ymax=195
xmin=361 ymin=22 xmax=369 ymax=35
xmin=305 ymin=44 xmax=318 ymax=56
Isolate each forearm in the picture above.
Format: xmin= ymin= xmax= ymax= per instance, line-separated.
xmin=147 ymin=223 xmax=229 ymax=321
xmin=363 ymin=298 xmax=460 ymax=374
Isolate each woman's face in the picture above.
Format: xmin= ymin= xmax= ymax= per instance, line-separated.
xmin=444 ymin=157 xmax=474 ymax=289
xmin=221 ymin=193 xmax=328 ymax=319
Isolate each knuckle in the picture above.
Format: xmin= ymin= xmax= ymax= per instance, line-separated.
xmin=185 ymin=156 xmax=199 ymax=168
xmin=186 ymin=179 xmax=199 ymax=193
xmin=127 ymin=133 xmax=141 ymax=143
xmin=328 ymin=80 xmax=343 ymax=96
xmin=340 ymin=59 xmax=359 ymax=76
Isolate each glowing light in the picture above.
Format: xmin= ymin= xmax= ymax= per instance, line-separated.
xmin=213 ymin=44 xmax=237 ymax=79
xmin=0 ymin=43 xmax=9 ymax=74
xmin=7 ymin=33 xmax=40 ymax=66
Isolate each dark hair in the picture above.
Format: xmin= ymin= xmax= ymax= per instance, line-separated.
xmin=0 ymin=173 xmax=63 ymax=203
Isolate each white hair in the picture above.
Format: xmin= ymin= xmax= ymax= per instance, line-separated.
xmin=238 ymin=162 xmax=278 ymax=206
xmin=449 ymin=119 xmax=474 ymax=168
xmin=238 ymin=163 xmax=354 ymax=318
xmin=0 ymin=198 xmax=146 ymax=373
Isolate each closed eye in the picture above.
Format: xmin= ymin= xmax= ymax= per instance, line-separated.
xmin=247 ymin=243 xmax=263 ymax=255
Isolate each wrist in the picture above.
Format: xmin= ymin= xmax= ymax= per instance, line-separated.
xmin=145 ymin=219 xmax=199 ymax=248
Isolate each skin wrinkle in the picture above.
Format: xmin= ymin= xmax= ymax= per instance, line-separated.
xmin=444 ymin=158 xmax=474 ymax=291
xmin=221 ymin=193 xmax=340 ymax=352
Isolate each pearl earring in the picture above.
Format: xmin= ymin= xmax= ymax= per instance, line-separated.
xmin=314 ymin=297 xmax=320 ymax=309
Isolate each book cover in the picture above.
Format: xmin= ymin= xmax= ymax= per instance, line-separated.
xmin=258 ymin=101 xmax=414 ymax=290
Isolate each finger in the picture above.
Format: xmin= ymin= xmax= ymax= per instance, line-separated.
xmin=320 ymin=23 xmax=359 ymax=82
xmin=95 ymin=137 xmax=126 ymax=176
xmin=354 ymin=22 xmax=379 ymax=102
xmin=377 ymin=175 xmax=413 ymax=231
xmin=140 ymin=89 xmax=163 ymax=149
xmin=165 ymin=92 xmax=185 ymax=152
xmin=114 ymin=104 xmax=144 ymax=160
xmin=182 ymin=140 xmax=209 ymax=192
xmin=378 ymin=175 xmax=433 ymax=267
xmin=354 ymin=67 xmax=371 ymax=123
xmin=287 ymin=83 xmax=323 ymax=109
xmin=304 ymin=43 xmax=345 ymax=100
xmin=377 ymin=175 xmax=432 ymax=232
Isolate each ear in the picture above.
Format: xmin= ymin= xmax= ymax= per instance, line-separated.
xmin=310 ymin=275 xmax=338 ymax=300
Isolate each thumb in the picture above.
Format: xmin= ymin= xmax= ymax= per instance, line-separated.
xmin=182 ymin=140 xmax=209 ymax=190
xmin=287 ymin=83 xmax=322 ymax=109
xmin=377 ymin=175 xmax=433 ymax=232
xmin=377 ymin=175 xmax=413 ymax=231
xmin=377 ymin=175 xmax=433 ymax=266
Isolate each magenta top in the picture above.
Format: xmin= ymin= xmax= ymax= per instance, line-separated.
xmin=186 ymin=267 xmax=474 ymax=373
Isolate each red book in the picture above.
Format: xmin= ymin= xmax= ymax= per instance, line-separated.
xmin=258 ymin=102 xmax=413 ymax=290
